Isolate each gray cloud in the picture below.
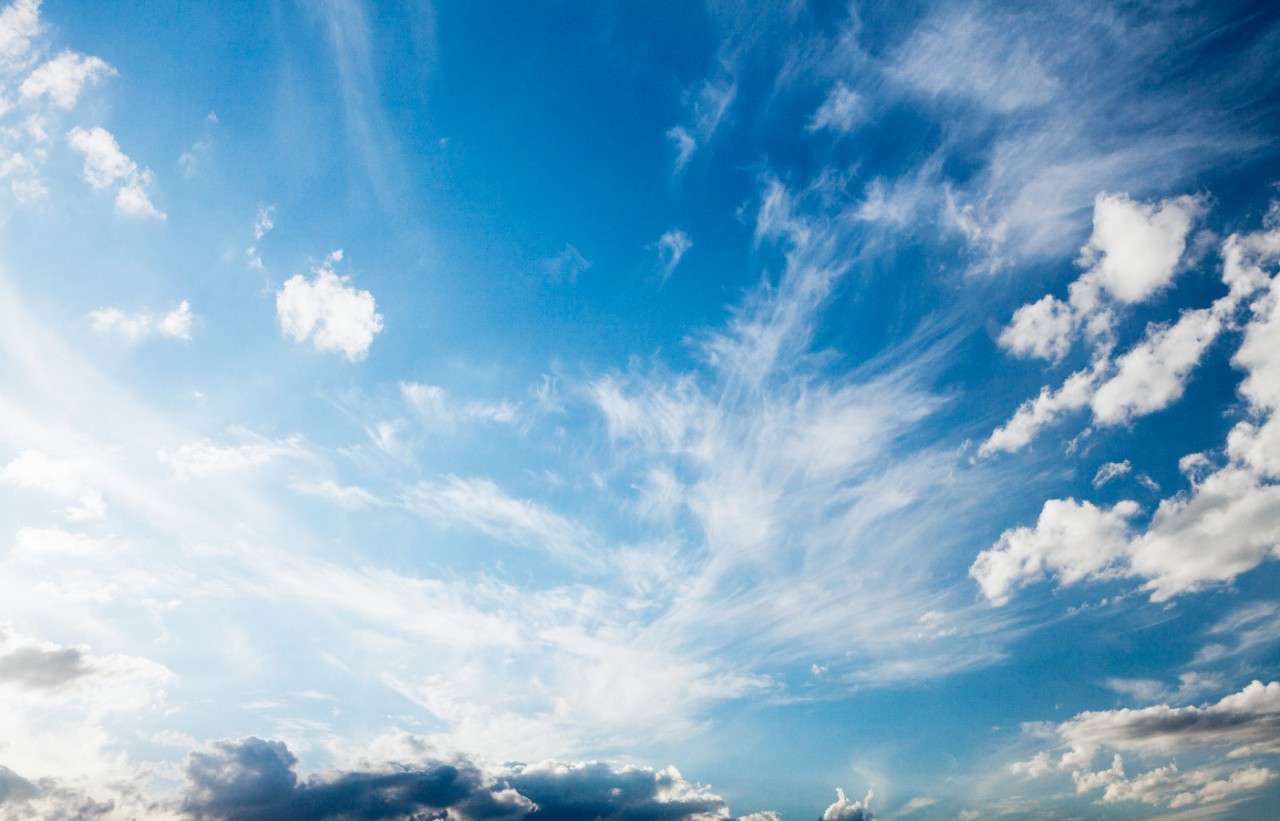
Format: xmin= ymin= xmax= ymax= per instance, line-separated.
xmin=180 ymin=739 xmax=735 ymax=821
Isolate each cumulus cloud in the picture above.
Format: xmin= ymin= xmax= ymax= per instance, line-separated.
xmin=276 ymin=250 xmax=383 ymax=360
xmin=1012 ymin=681 xmax=1280 ymax=808
xmin=19 ymin=50 xmax=114 ymax=108
xmin=822 ymin=788 xmax=874 ymax=821
xmin=65 ymin=125 xmax=164 ymax=219
xmin=970 ymin=498 xmax=1138 ymax=606
xmin=179 ymin=738 xmax=734 ymax=821
xmin=1092 ymin=460 xmax=1131 ymax=488
xmin=89 ymin=300 xmax=193 ymax=341
xmin=982 ymin=192 xmax=1261 ymax=457
xmin=998 ymin=192 xmax=1205 ymax=363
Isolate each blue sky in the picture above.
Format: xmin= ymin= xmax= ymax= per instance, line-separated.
xmin=1 ymin=0 xmax=1280 ymax=819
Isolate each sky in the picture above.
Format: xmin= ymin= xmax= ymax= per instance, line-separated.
xmin=1 ymin=0 xmax=1280 ymax=819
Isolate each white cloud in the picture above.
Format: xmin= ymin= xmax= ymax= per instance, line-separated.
xmin=997 ymin=192 xmax=1204 ymax=363
xmin=1014 ymin=682 xmax=1280 ymax=809
xmin=1104 ymin=672 xmax=1223 ymax=705
xmin=401 ymin=381 xmax=520 ymax=427
xmin=999 ymin=294 xmax=1077 ymax=361
xmin=1090 ymin=306 xmax=1222 ymax=426
xmin=667 ymin=125 xmax=695 ymax=172
xmin=539 ymin=243 xmax=590 ymax=283
xmin=654 ymin=229 xmax=692 ymax=282
xmin=276 ymin=250 xmax=383 ymax=360
xmin=19 ymin=50 xmax=114 ymax=108
xmin=402 ymin=475 xmax=596 ymax=566
xmin=159 ymin=431 xmax=305 ymax=480
xmin=65 ymin=125 xmax=164 ymax=219
xmin=88 ymin=300 xmax=193 ymax=341
xmin=0 ymin=0 xmax=38 ymax=71
xmin=246 ymin=204 xmax=274 ymax=270
xmin=822 ymin=788 xmax=873 ymax=821
xmin=0 ymin=449 xmax=106 ymax=520
xmin=979 ymin=364 xmax=1097 ymax=457
xmin=1078 ymin=193 xmax=1207 ymax=305
xmin=970 ymin=498 xmax=1138 ymax=606
xmin=667 ymin=76 xmax=735 ymax=172
xmin=1092 ymin=460 xmax=1131 ymax=488
xmin=808 ymin=83 xmax=862 ymax=133
xmin=891 ymin=9 xmax=1057 ymax=112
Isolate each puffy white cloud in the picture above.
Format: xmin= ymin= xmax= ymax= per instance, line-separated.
xmin=822 ymin=788 xmax=874 ymax=821
xmin=979 ymin=365 xmax=1096 ymax=456
xmin=65 ymin=125 xmax=164 ymax=219
xmin=1129 ymin=465 xmax=1280 ymax=602
xmin=19 ymin=50 xmax=114 ymax=108
xmin=997 ymin=191 xmax=1203 ymax=366
xmin=1090 ymin=306 xmax=1222 ymax=426
xmin=808 ymin=83 xmax=862 ymax=133
xmin=970 ymin=498 xmax=1138 ymax=606
xmin=998 ymin=293 xmax=1077 ymax=361
xmin=88 ymin=300 xmax=192 ymax=341
xmin=0 ymin=0 xmax=38 ymax=72
xmin=276 ymin=250 xmax=383 ymax=360
xmin=1078 ymin=192 xmax=1206 ymax=304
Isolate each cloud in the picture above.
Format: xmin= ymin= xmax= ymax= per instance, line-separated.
xmin=539 ymin=243 xmax=590 ymax=283
xmin=1012 ymin=681 xmax=1280 ymax=808
xmin=276 ymin=250 xmax=383 ymax=360
xmin=0 ymin=448 xmax=106 ymax=520
xmin=667 ymin=75 xmax=735 ymax=172
xmin=246 ymin=204 xmax=274 ymax=270
xmin=402 ymin=475 xmax=596 ymax=566
xmin=891 ymin=9 xmax=1057 ymax=112
xmin=970 ymin=497 xmax=1138 ymax=606
xmin=981 ymin=192 xmax=1251 ymax=457
xmin=179 ymin=738 xmax=735 ymax=821
xmin=89 ymin=300 xmax=193 ymax=341
xmin=998 ymin=192 xmax=1205 ymax=362
xmin=808 ymin=82 xmax=862 ymax=133
xmin=822 ymin=788 xmax=874 ymax=821
xmin=401 ymin=382 xmax=520 ymax=427
xmin=159 ymin=431 xmax=305 ymax=480
xmin=653 ymin=229 xmax=692 ymax=282
xmin=19 ymin=50 xmax=114 ymax=108
xmin=1089 ymin=304 xmax=1222 ymax=426
xmin=1104 ymin=672 xmax=1224 ymax=705
xmin=0 ymin=0 xmax=39 ymax=71
xmin=1092 ymin=460 xmax=1131 ymax=488
xmin=65 ymin=125 xmax=165 ymax=219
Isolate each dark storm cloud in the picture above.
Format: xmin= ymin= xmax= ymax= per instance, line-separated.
xmin=179 ymin=738 xmax=734 ymax=821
